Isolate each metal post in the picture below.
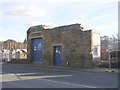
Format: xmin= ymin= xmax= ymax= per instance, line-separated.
xmin=108 ymin=50 xmax=111 ymax=70
xmin=106 ymin=46 xmax=114 ymax=72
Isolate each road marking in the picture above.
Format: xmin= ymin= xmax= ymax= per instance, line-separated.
xmin=1 ymin=73 xmax=73 ymax=82
xmin=18 ymin=74 xmax=73 ymax=80
xmin=16 ymin=73 xmax=37 ymax=76
xmin=42 ymin=79 xmax=97 ymax=88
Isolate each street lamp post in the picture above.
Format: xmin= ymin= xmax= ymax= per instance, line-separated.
xmin=108 ymin=48 xmax=111 ymax=70
xmin=106 ymin=45 xmax=114 ymax=72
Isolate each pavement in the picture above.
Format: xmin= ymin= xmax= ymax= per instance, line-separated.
xmin=5 ymin=63 xmax=119 ymax=73
xmin=2 ymin=63 xmax=119 ymax=88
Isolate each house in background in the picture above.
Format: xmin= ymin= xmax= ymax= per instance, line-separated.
xmin=0 ymin=39 xmax=27 ymax=62
xmin=3 ymin=39 xmax=27 ymax=50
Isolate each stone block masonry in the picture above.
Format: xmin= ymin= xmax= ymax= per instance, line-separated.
xmin=27 ymin=23 xmax=101 ymax=68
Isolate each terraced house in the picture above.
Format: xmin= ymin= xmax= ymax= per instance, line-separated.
xmin=27 ymin=23 xmax=101 ymax=68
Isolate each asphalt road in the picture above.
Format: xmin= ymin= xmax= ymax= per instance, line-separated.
xmin=1 ymin=63 xmax=118 ymax=88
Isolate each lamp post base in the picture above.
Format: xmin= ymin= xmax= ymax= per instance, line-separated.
xmin=106 ymin=69 xmax=114 ymax=72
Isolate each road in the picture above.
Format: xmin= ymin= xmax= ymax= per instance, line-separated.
xmin=1 ymin=63 xmax=118 ymax=88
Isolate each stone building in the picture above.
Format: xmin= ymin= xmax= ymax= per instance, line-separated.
xmin=27 ymin=23 xmax=101 ymax=67
xmin=2 ymin=39 xmax=27 ymax=50
xmin=0 ymin=39 xmax=27 ymax=62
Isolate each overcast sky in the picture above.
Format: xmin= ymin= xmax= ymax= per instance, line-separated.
xmin=0 ymin=0 xmax=119 ymax=42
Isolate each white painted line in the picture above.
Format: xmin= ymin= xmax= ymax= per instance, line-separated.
xmin=2 ymin=73 xmax=73 ymax=82
xmin=18 ymin=74 xmax=73 ymax=80
xmin=42 ymin=79 xmax=97 ymax=88
xmin=16 ymin=73 xmax=36 ymax=76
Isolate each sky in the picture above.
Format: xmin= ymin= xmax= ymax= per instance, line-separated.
xmin=0 ymin=0 xmax=119 ymax=42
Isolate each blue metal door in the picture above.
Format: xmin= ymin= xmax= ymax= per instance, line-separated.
xmin=53 ymin=46 xmax=62 ymax=65
xmin=32 ymin=38 xmax=42 ymax=63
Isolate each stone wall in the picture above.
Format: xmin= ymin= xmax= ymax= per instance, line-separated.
xmin=10 ymin=59 xmax=28 ymax=64
xmin=81 ymin=30 xmax=94 ymax=67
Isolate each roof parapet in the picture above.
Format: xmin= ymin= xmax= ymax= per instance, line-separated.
xmin=53 ymin=23 xmax=83 ymax=31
